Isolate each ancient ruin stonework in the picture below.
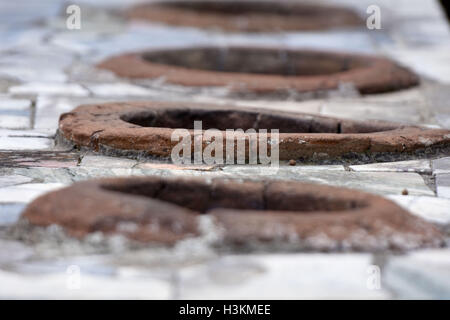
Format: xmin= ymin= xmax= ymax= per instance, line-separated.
xmin=20 ymin=176 xmax=444 ymax=251
xmin=126 ymin=1 xmax=363 ymax=32
xmin=97 ymin=47 xmax=419 ymax=97
xmin=57 ymin=101 xmax=450 ymax=163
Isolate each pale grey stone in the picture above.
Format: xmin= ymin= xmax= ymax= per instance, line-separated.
xmin=432 ymin=157 xmax=450 ymax=175
xmin=321 ymin=100 xmax=427 ymax=124
xmin=383 ymin=45 xmax=450 ymax=84
xmin=0 ymin=203 xmax=26 ymax=226
xmin=86 ymin=83 xmax=159 ymax=97
xmin=178 ymin=254 xmax=390 ymax=299
xmin=0 ymin=183 xmax=66 ymax=203
xmin=435 ymin=173 xmax=450 ymax=199
xmin=0 ymin=129 xmax=53 ymax=150
xmin=0 ymin=175 xmax=33 ymax=188
xmin=215 ymin=167 xmax=434 ymax=196
xmin=0 ymin=269 xmax=171 ymax=299
xmin=388 ymin=195 xmax=450 ymax=225
xmin=231 ymin=99 xmax=323 ymax=114
xmin=80 ymin=155 xmax=138 ymax=168
xmin=435 ymin=113 xmax=450 ymax=129
xmin=0 ymin=66 xmax=67 ymax=83
xmin=350 ymin=160 xmax=431 ymax=174
xmin=384 ymin=249 xmax=450 ymax=299
xmin=0 ymin=97 xmax=31 ymax=129
xmin=222 ymin=164 xmax=345 ymax=173
xmin=13 ymin=256 xmax=116 ymax=277
xmin=9 ymin=83 xmax=89 ymax=97
xmin=0 ymin=241 xmax=33 ymax=265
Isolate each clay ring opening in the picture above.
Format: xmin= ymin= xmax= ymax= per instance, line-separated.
xmin=57 ymin=101 xmax=450 ymax=163
xmin=21 ymin=176 xmax=443 ymax=251
xmin=126 ymin=1 xmax=364 ymax=32
xmin=97 ymin=47 xmax=420 ymax=96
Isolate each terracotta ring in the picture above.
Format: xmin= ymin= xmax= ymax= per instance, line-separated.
xmin=21 ymin=176 xmax=443 ymax=251
xmin=97 ymin=47 xmax=420 ymax=96
xmin=126 ymin=1 xmax=364 ymax=32
xmin=57 ymin=101 xmax=450 ymax=163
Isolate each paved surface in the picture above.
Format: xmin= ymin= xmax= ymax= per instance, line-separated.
xmin=0 ymin=0 xmax=449 ymax=299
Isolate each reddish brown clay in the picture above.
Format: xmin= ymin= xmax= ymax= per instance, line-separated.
xmin=57 ymin=101 xmax=450 ymax=163
xmin=126 ymin=1 xmax=363 ymax=32
xmin=21 ymin=176 xmax=443 ymax=251
xmin=97 ymin=47 xmax=419 ymax=96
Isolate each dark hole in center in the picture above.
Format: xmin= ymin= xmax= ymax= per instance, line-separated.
xmin=103 ymin=180 xmax=367 ymax=214
xmin=142 ymin=48 xmax=367 ymax=76
xmin=120 ymin=108 xmax=396 ymax=134
xmin=157 ymin=1 xmax=346 ymax=16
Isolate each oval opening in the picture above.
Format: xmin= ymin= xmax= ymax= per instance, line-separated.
xmin=120 ymin=109 xmax=397 ymax=134
xmin=143 ymin=48 xmax=368 ymax=77
xmin=102 ymin=180 xmax=368 ymax=213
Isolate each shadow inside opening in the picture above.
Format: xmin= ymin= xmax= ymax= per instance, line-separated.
xmin=142 ymin=48 xmax=368 ymax=76
xmin=121 ymin=109 xmax=397 ymax=134
xmin=102 ymin=180 xmax=367 ymax=214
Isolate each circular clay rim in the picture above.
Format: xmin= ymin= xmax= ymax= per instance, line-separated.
xmin=126 ymin=1 xmax=364 ymax=32
xmin=97 ymin=47 xmax=420 ymax=96
xmin=57 ymin=101 xmax=450 ymax=163
xmin=21 ymin=176 xmax=443 ymax=251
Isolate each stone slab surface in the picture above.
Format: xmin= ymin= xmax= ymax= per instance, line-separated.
xmin=435 ymin=173 xmax=450 ymax=198
xmin=0 ymin=0 xmax=448 ymax=299
xmin=178 ymin=254 xmax=390 ymax=299
xmin=350 ymin=160 xmax=431 ymax=173
xmin=384 ymin=249 xmax=450 ymax=299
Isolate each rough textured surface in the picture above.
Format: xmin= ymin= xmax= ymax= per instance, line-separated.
xmin=21 ymin=176 xmax=443 ymax=251
xmin=126 ymin=1 xmax=364 ymax=32
xmin=98 ymin=47 xmax=420 ymax=97
xmin=57 ymin=101 xmax=450 ymax=163
xmin=0 ymin=0 xmax=449 ymax=299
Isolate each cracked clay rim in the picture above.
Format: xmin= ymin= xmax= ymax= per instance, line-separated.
xmin=57 ymin=101 xmax=450 ymax=163
xmin=126 ymin=1 xmax=364 ymax=32
xmin=20 ymin=176 xmax=444 ymax=251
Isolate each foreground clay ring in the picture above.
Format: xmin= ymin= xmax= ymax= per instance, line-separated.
xmin=126 ymin=1 xmax=363 ymax=32
xmin=21 ymin=176 xmax=443 ymax=251
xmin=57 ymin=101 xmax=450 ymax=163
xmin=97 ymin=47 xmax=419 ymax=96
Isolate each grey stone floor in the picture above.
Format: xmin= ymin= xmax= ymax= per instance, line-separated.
xmin=0 ymin=0 xmax=450 ymax=299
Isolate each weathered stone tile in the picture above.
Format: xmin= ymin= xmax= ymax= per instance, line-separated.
xmin=0 ymin=183 xmax=66 ymax=203
xmin=0 ymin=1 xmax=61 ymax=28
xmin=80 ymin=155 xmax=138 ymax=168
xmin=0 ymin=66 xmax=67 ymax=83
xmin=178 ymin=254 xmax=390 ymax=299
xmin=435 ymin=173 xmax=450 ymax=199
xmin=350 ymin=160 xmax=431 ymax=173
xmin=383 ymin=45 xmax=450 ymax=84
xmin=283 ymin=31 xmax=376 ymax=53
xmin=0 ymin=269 xmax=171 ymax=299
xmin=11 ymin=167 xmax=75 ymax=184
xmin=321 ymin=100 xmax=426 ymax=124
xmin=215 ymin=168 xmax=434 ymax=196
xmin=435 ymin=113 xmax=450 ymax=129
xmin=0 ymin=240 xmax=33 ymax=265
xmin=0 ymin=129 xmax=53 ymax=150
xmin=9 ymin=82 xmax=89 ymax=97
xmin=0 ymin=203 xmax=26 ymax=226
xmin=86 ymin=83 xmax=159 ymax=97
xmin=432 ymin=157 xmax=450 ymax=175
xmin=136 ymin=162 xmax=216 ymax=171
xmin=232 ymin=99 xmax=323 ymax=114
xmin=0 ymin=174 xmax=33 ymax=188
xmin=0 ymin=97 xmax=31 ymax=129
xmin=388 ymin=195 xmax=450 ymax=225
xmin=222 ymin=164 xmax=345 ymax=173
xmin=384 ymin=249 xmax=450 ymax=299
